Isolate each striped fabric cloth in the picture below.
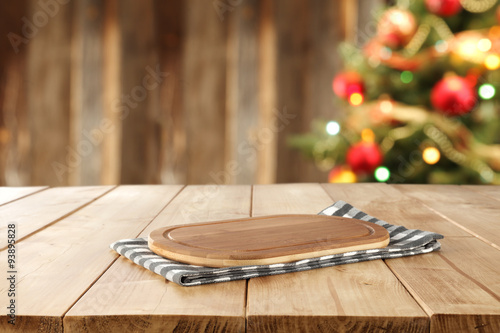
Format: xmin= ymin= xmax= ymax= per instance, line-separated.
xmin=110 ymin=201 xmax=444 ymax=287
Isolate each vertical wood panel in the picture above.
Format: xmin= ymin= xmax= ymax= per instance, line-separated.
xmin=0 ymin=1 xmax=30 ymax=186
xmin=257 ymin=0 xmax=278 ymax=184
xmin=155 ymin=0 xmax=187 ymax=184
xmin=71 ymin=0 xmax=105 ymax=185
xmin=119 ymin=0 xmax=161 ymax=184
xmin=183 ymin=0 xmax=227 ymax=184
xmin=28 ymin=0 xmax=73 ymax=185
xmin=274 ymin=0 xmax=343 ymax=183
xmin=226 ymin=0 xmax=260 ymax=184
xmin=274 ymin=0 xmax=308 ymax=183
xmin=101 ymin=0 xmax=121 ymax=185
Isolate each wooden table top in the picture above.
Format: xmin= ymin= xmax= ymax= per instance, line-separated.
xmin=0 ymin=184 xmax=499 ymax=333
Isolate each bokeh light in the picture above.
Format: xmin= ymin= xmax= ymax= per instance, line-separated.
xmin=477 ymin=38 xmax=492 ymax=52
xmin=349 ymin=93 xmax=364 ymax=106
xmin=326 ymin=121 xmax=340 ymax=135
xmin=374 ymin=166 xmax=390 ymax=182
xmin=484 ymin=54 xmax=500 ymax=70
xmin=478 ymin=84 xmax=495 ymax=100
xmin=361 ymin=128 xmax=375 ymax=143
xmin=422 ymin=147 xmax=441 ymax=165
xmin=400 ymin=71 xmax=413 ymax=84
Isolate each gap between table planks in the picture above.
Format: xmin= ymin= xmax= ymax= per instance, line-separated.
xmin=246 ymin=183 xmax=429 ymax=333
xmin=0 ymin=186 xmax=47 ymax=206
xmin=0 ymin=185 xmax=183 ymax=333
xmin=322 ymin=183 xmax=500 ymax=333
xmin=0 ymin=186 xmax=115 ymax=250
xmin=64 ymin=185 xmax=251 ymax=333
xmin=396 ymin=184 xmax=500 ymax=250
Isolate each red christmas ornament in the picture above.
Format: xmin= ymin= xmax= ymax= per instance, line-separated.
xmin=377 ymin=8 xmax=417 ymax=49
xmin=430 ymin=76 xmax=477 ymax=116
xmin=346 ymin=142 xmax=383 ymax=175
xmin=332 ymin=72 xmax=365 ymax=99
xmin=425 ymin=0 xmax=462 ymax=17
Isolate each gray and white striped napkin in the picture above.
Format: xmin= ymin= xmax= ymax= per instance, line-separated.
xmin=110 ymin=200 xmax=443 ymax=286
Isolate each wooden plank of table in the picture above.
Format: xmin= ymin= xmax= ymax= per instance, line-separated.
xmin=0 ymin=186 xmax=46 ymax=206
xmin=247 ymin=183 xmax=429 ymax=333
xmin=0 ymin=186 xmax=114 ymax=249
xmin=0 ymin=185 xmax=182 ymax=333
xmin=322 ymin=183 xmax=500 ymax=333
xmin=65 ymin=185 xmax=250 ymax=333
xmin=396 ymin=184 xmax=500 ymax=249
xmin=322 ymin=183 xmax=471 ymax=238
xmin=462 ymin=185 xmax=500 ymax=202
xmin=389 ymin=236 xmax=500 ymax=333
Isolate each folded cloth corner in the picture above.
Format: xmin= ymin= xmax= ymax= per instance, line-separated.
xmin=110 ymin=200 xmax=444 ymax=286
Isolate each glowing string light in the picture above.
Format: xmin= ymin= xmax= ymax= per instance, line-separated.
xmin=477 ymin=38 xmax=492 ymax=52
xmin=434 ymin=40 xmax=448 ymax=53
xmin=361 ymin=128 xmax=375 ymax=143
xmin=478 ymin=84 xmax=495 ymax=100
xmin=422 ymin=147 xmax=441 ymax=165
xmin=349 ymin=93 xmax=364 ymax=106
xmin=400 ymin=71 xmax=413 ymax=84
xmin=485 ymin=54 xmax=500 ymax=70
xmin=374 ymin=167 xmax=391 ymax=182
xmin=326 ymin=121 xmax=340 ymax=135
xmin=379 ymin=100 xmax=393 ymax=114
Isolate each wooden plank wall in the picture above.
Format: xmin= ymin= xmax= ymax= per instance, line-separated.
xmin=0 ymin=0 xmax=30 ymax=186
xmin=0 ymin=0 xmax=381 ymax=186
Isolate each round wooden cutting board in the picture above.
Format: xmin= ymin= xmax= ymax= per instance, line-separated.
xmin=148 ymin=214 xmax=390 ymax=267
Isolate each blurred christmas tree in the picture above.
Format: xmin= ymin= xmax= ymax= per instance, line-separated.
xmin=289 ymin=0 xmax=500 ymax=184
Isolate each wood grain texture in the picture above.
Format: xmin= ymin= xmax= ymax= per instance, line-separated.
xmin=154 ymin=0 xmax=187 ymax=184
xmin=1 ymin=58 xmax=31 ymax=186
xmin=323 ymin=183 xmax=500 ymax=333
xmin=225 ymin=0 xmax=260 ymax=184
xmin=101 ymin=0 xmax=121 ymax=185
xmin=0 ymin=185 xmax=182 ymax=333
xmin=462 ymin=185 xmax=500 ymax=202
xmin=274 ymin=0 xmax=342 ymax=183
xmin=119 ymin=0 xmax=161 ymax=184
xmin=27 ymin=0 xmax=73 ymax=186
xmin=257 ymin=0 xmax=277 ymax=184
xmin=65 ymin=185 xmax=250 ymax=333
xmin=183 ymin=0 xmax=227 ymax=184
xmin=70 ymin=0 xmax=105 ymax=185
xmin=0 ymin=2 xmax=29 ymax=186
xmin=149 ymin=214 xmax=389 ymax=267
xmin=247 ymin=183 xmax=428 ymax=333
xmin=395 ymin=184 xmax=500 ymax=249
xmin=322 ymin=183 xmax=472 ymax=237
xmin=0 ymin=186 xmax=45 ymax=206
xmin=387 ymin=239 xmax=500 ymax=333
xmin=0 ymin=186 xmax=113 ymax=249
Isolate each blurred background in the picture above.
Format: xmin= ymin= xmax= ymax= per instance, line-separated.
xmin=1 ymin=0 xmax=499 ymax=186
xmin=1 ymin=0 xmax=376 ymax=186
